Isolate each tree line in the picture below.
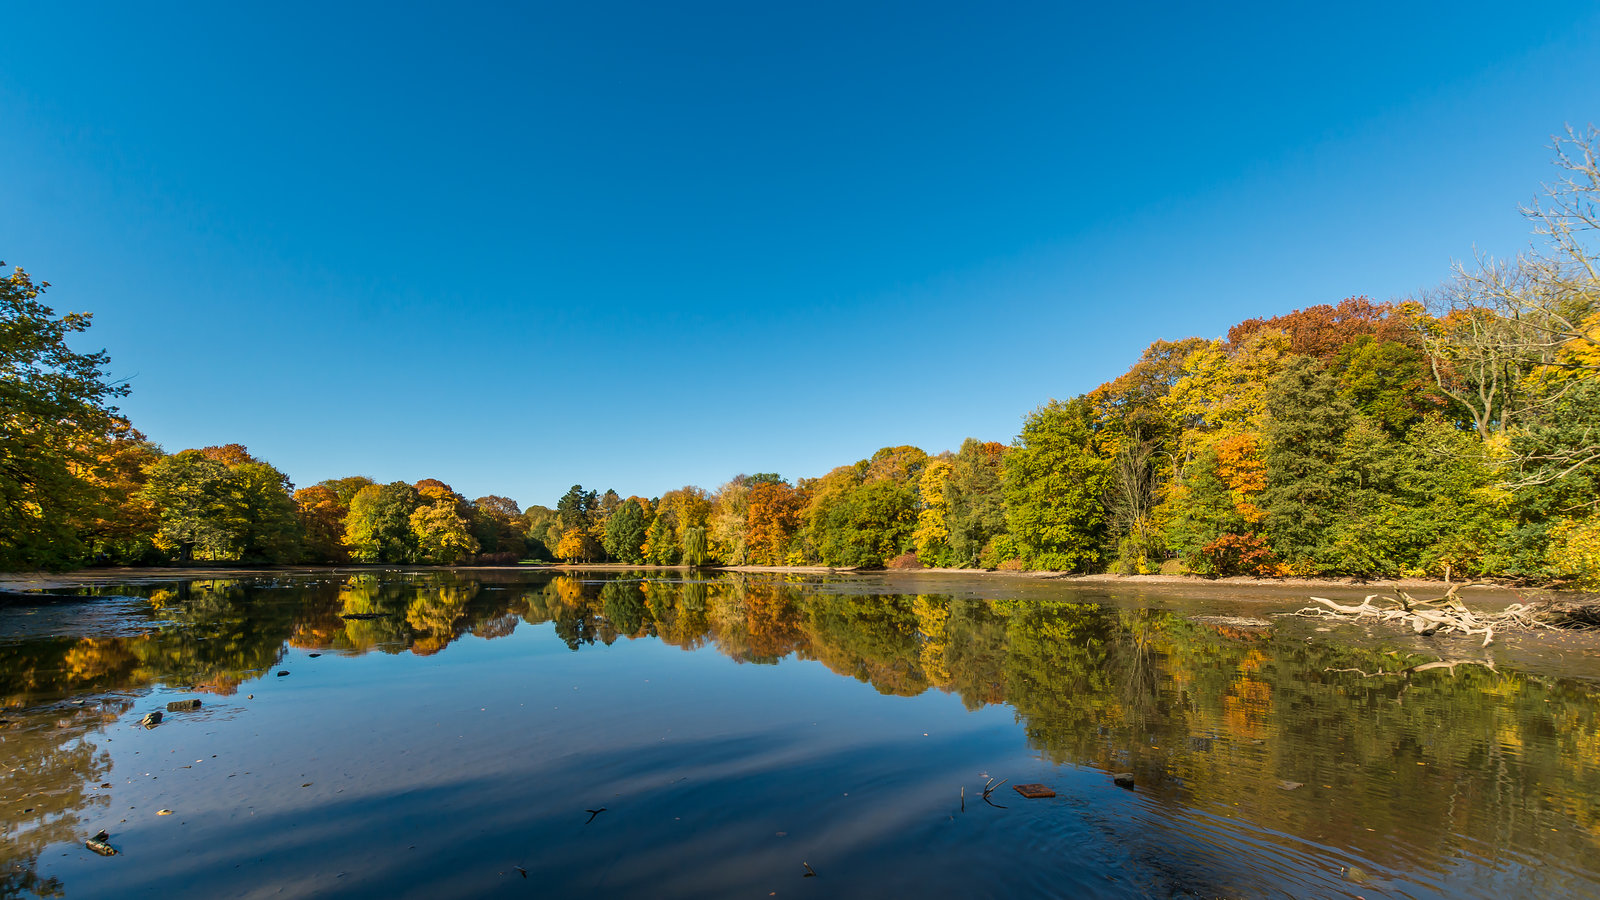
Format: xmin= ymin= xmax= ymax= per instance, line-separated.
xmin=3 ymin=129 xmax=1597 ymax=585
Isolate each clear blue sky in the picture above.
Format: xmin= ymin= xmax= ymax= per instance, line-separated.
xmin=3 ymin=2 xmax=1598 ymax=508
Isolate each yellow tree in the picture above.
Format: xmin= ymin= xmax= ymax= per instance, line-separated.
xmin=912 ymin=457 xmax=953 ymax=566
xmin=647 ymin=487 xmax=712 ymax=563
xmin=294 ymin=485 xmax=348 ymax=562
xmin=409 ymin=500 xmax=479 ymax=564
xmin=76 ymin=420 xmax=163 ymax=563
xmin=1163 ymin=329 xmax=1293 ymax=455
xmin=555 ymin=527 xmax=600 ymax=563
xmin=709 ymin=477 xmax=752 ymax=564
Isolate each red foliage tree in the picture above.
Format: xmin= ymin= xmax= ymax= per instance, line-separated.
xmin=1227 ymin=297 xmax=1415 ymax=360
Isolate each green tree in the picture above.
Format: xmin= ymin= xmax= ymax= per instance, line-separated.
xmin=603 ymin=497 xmax=651 ymax=563
xmin=318 ymin=475 xmax=376 ymax=506
xmin=944 ymin=439 xmax=1009 ymax=568
xmin=229 ymin=458 xmax=302 ymax=562
xmin=344 ymin=482 xmax=422 ymax=562
xmin=0 ymin=265 xmax=129 ymax=570
xmin=140 ymin=451 xmax=246 ymax=561
xmin=556 ymin=485 xmax=599 ymax=531
xmin=470 ymin=495 xmax=526 ymax=558
xmin=643 ymin=513 xmax=679 ymax=564
xmin=1330 ymin=337 xmax=1440 ymax=435
xmin=1002 ymin=399 xmax=1109 ymax=571
xmin=135 ymin=447 xmax=300 ymax=563
xmin=682 ymin=525 xmax=709 ymax=567
xmin=1260 ymin=357 xmax=1355 ymax=571
xmin=801 ymin=447 xmax=927 ymax=567
xmin=521 ymin=505 xmax=559 ymax=561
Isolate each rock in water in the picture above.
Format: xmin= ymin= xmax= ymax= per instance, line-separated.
xmin=1113 ymin=772 xmax=1135 ymax=789
xmin=139 ymin=711 xmax=162 ymax=729
xmin=1013 ymin=783 xmax=1056 ymax=799
xmin=166 ymin=699 xmax=202 ymax=712
xmin=1278 ymin=781 xmax=1304 ymax=790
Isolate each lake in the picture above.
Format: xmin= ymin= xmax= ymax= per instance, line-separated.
xmin=2 ymin=570 xmax=1599 ymax=898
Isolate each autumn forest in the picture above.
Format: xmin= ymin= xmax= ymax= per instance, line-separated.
xmin=4 ymin=131 xmax=1599 ymax=587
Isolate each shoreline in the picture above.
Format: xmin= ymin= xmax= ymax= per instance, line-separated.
xmin=4 ymin=562 xmax=1597 ymax=668
xmin=0 ymin=562 xmax=1569 ymax=599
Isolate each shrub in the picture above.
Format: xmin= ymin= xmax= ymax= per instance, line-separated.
xmin=886 ymin=552 xmax=923 ymax=570
xmin=1199 ymin=533 xmax=1279 ymax=577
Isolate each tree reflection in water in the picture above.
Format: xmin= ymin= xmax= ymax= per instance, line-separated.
xmin=3 ymin=570 xmax=1599 ymax=895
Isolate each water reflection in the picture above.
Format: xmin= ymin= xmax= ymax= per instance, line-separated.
xmin=2 ymin=571 xmax=1599 ymax=897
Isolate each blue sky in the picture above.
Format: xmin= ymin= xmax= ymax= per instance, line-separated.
xmin=3 ymin=2 xmax=1598 ymax=508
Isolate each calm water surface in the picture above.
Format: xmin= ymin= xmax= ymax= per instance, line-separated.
xmin=2 ymin=570 xmax=1599 ymax=898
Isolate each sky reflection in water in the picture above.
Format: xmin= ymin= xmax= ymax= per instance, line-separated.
xmin=2 ymin=570 xmax=1599 ymax=898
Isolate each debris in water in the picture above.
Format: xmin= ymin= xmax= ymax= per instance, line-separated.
xmin=513 ymin=866 xmax=527 ymax=878
xmin=802 ymin=862 xmax=818 ymax=878
xmin=585 ymin=808 xmax=606 ymax=824
xmin=1014 ymin=783 xmax=1056 ymax=799
xmin=157 ymin=809 xmax=173 ymax=816
xmin=309 ymin=653 xmax=322 ymax=658
xmin=85 ymin=830 xmax=117 ymax=856
xmin=166 ymin=699 xmax=202 ymax=712
xmin=982 ymin=778 xmax=1009 ymax=808
xmin=1279 ymin=781 xmax=1304 ymax=791
xmin=276 ymin=671 xmax=289 ymax=677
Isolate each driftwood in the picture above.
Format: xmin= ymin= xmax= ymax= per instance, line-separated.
xmin=1280 ymin=583 xmax=1590 ymax=647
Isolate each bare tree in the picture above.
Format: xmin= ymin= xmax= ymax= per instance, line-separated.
xmin=1525 ymin=123 xmax=1600 ymax=283
xmin=1419 ymin=125 xmax=1600 ymax=442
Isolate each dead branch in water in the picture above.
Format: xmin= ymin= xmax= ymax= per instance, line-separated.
xmin=1325 ymin=658 xmax=1496 ymax=678
xmin=1280 ymin=582 xmax=1596 ymax=647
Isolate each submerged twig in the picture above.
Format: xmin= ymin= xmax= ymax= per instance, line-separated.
xmin=982 ymin=778 xmax=1009 ymax=808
